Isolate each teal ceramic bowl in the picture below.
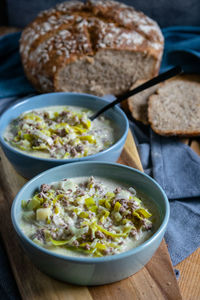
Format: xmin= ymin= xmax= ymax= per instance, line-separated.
xmin=11 ymin=162 xmax=170 ymax=285
xmin=0 ymin=93 xmax=128 ymax=179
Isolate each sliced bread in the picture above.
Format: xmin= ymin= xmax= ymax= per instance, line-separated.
xmin=148 ymin=75 xmax=200 ymax=136
xmin=127 ymin=79 xmax=160 ymax=124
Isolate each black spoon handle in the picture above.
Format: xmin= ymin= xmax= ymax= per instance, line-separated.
xmin=90 ymin=65 xmax=183 ymax=121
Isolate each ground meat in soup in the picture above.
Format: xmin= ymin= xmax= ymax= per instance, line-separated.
xmin=4 ymin=106 xmax=116 ymax=159
xmin=20 ymin=176 xmax=160 ymax=258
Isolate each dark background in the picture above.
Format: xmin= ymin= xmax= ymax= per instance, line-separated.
xmin=1 ymin=0 xmax=200 ymax=28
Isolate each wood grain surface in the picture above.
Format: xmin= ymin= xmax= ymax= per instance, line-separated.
xmin=0 ymin=130 xmax=182 ymax=300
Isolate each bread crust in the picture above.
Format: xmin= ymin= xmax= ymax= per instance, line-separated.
xmin=127 ymin=79 xmax=148 ymax=124
xmin=148 ymin=75 xmax=200 ymax=137
xmin=20 ymin=0 xmax=164 ymax=95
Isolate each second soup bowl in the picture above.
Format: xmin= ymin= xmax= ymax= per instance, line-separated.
xmin=0 ymin=92 xmax=128 ymax=179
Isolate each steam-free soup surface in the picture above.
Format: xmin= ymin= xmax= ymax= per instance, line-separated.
xmin=20 ymin=176 xmax=160 ymax=258
xmin=4 ymin=106 xmax=116 ymax=159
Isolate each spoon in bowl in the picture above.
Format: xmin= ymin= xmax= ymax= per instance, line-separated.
xmin=90 ymin=65 xmax=182 ymax=121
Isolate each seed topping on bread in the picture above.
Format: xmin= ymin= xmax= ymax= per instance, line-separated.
xmin=20 ymin=0 xmax=163 ymax=95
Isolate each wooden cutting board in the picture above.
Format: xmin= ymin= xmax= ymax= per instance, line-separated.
xmin=0 ymin=130 xmax=182 ymax=300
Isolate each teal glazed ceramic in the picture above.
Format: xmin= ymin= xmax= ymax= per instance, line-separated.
xmin=11 ymin=162 xmax=170 ymax=285
xmin=0 ymin=93 xmax=128 ymax=179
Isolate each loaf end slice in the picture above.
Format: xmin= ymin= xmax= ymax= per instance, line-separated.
xmin=148 ymin=75 xmax=200 ymax=136
xmin=127 ymin=79 xmax=160 ymax=124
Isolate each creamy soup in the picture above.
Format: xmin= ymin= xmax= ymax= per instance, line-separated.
xmin=4 ymin=106 xmax=115 ymax=159
xmin=20 ymin=176 xmax=160 ymax=257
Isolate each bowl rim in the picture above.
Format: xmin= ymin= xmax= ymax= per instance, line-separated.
xmin=0 ymin=92 xmax=129 ymax=162
xmin=11 ymin=161 xmax=170 ymax=264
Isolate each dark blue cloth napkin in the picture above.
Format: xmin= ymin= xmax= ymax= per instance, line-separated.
xmin=0 ymin=27 xmax=200 ymax=298
xmin=161 ymin=26 xmax=200 ymax=74
xmin=0 ymin=32 xmax=34 ymax=99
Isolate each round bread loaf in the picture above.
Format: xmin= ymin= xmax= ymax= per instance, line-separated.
xmin=20 ymin=0 xmax=164 ymax=96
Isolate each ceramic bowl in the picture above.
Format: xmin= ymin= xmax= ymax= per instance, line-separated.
xmin=11 ymin=162 xmax=170 ymax=285
xmin=0 ymin=93 xmax=128 ymax=179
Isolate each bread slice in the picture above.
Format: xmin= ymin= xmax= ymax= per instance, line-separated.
xmin=148 ymin=75 xmax=200 ymax=136
xmin=127 ymin=79 xmax=160 ymax=124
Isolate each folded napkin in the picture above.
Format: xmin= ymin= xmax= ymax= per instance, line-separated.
xmin=129 ymin=122 xmax=200 ymax=265
xmin=0 ymin=32 xmax=34 ymax=99
xmin=0 ymin=27 xmax=200 ymax=298
xmin=161 ymin=26 xmax=200 ymax=73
